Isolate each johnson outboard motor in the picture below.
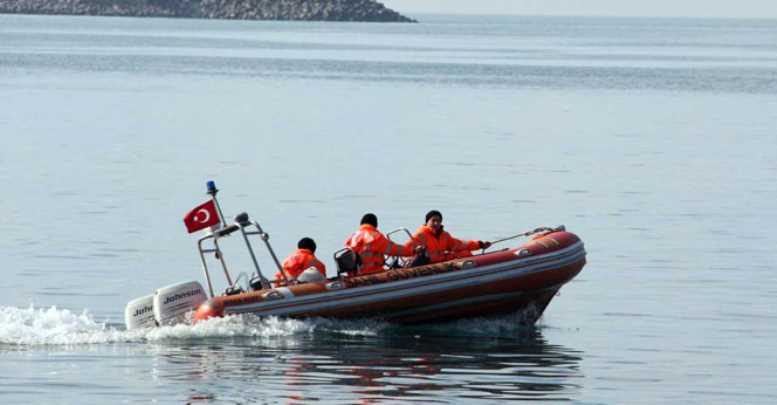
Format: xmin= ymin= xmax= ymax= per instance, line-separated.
xmin=125 ymin=281 xmax=207 ymax=330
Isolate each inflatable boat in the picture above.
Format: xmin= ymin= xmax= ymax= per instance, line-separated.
xmin=125 ymin=183 xmax=586 ymax=330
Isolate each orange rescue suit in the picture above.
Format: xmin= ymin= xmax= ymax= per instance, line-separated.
xmin=275 ymin=248 xmax=326 ymax=283
xmin=345 ymin=224 xmax=416 ymax=275
xmin=406 ymin=225 xmax=480 ymax=264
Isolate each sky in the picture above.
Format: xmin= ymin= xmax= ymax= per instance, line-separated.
xmin=381 ymin=0 xmax=777 ymax=19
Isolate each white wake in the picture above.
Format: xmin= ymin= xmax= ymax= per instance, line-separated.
xmin=0 ymin=305 xmax=538 ymax=346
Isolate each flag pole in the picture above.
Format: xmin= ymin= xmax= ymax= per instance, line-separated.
xmin=206 ymin=180 xmax=226 ymax=227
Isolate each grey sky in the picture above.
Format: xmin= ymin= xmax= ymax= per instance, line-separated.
xmin=382 ymin=0 xmax=777 ymax=19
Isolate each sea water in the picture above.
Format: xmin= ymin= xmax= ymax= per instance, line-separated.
xmin=0 ymin=14 xmax=776 ymax=404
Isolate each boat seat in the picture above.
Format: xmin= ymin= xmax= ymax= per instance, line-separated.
xmin=334 ymin=248 xmax=359 ymax=276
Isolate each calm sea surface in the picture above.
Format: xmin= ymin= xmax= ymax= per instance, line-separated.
xmin=1 ymin=13 xmax=776 ymax=404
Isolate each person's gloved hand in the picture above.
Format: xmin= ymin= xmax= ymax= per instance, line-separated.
xmin=479 ymin=241 xmax=492 ymax=249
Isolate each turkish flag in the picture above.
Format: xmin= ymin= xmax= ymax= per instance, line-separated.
xmin=183 ymin=200 xmax=221 ymax=233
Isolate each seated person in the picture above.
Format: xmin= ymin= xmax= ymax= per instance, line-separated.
xmin=406 ymin=210 xmax=491 ymax=265
xmin=275 ymin=237 xmax=326 ymax=286
xmin=345 ymin=213 xmax=421 ymax=275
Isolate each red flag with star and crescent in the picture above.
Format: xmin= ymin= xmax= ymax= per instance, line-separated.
xmin=183 ymin=200 xmax=220 ymax=233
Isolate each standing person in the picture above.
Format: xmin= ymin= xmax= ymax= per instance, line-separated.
xmin=275 ymin=237 xmax=326 ymax=286
xmin=345 ymin=213 xmax=420 ymax=275
xmin=406 ymin=210 xmax=491 ymax=265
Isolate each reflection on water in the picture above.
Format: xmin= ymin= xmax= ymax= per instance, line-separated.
xmin=153 ymin=327 xmax=582 ymax=403
xmin=0 ymin=308 xmax=582 ymax=403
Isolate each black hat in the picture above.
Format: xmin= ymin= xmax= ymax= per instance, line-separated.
xmin=360 ymin=213 xmax=378 ymax=227
xmin=298 ymin=237 xmax=316 ymax=253
xmin=425 ymin=210 xmax=443 ymax=223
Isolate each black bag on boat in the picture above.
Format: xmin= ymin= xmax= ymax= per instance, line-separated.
xmin=335 ymin=248 xmax=360 ymax=276
xmin=409 ymin=254 xmax=430 ymax=268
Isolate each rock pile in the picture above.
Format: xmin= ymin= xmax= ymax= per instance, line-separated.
xmin=0 ymin=0 xmax=415 ymax=22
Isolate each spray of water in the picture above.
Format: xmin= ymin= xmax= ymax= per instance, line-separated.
xmin=0 ymin=305 xmax=540 ymax=346
xmin=0 ymin=305 xmax=390 ymax=346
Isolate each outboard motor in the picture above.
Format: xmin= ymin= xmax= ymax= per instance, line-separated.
xmin=125 ymin=281 xmax=207 ymax=330
xmin=154 ymin=281 xmax=208 ymax=326
xmin=125 ymin=294 xmax=157 ymax=330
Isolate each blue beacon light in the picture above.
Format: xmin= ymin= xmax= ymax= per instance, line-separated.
xmin=206 ymin=180 xmax=218 ymax=195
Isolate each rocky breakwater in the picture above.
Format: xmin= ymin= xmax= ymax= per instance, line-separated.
xmin=0 ymin=0 xmax=415 ymax=22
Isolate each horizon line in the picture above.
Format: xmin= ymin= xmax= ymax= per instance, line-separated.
xmin=396 ymin=11 xmax=777 ymax=21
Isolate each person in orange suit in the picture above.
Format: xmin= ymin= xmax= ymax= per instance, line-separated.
xmin=275 ymin=237 xmax=326 ymax=286
xmin=406 ymin=210 xmax=491 ymax=265
xmin=345 ymin=213 xmax=421 ymax=275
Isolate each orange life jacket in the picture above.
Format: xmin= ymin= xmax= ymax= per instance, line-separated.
xmin=345 ymin=224 xmax=415 ymax=275
xmin=275 ymin=248 xmax=326 ymax=285
xmin=408 ymin=225 xmax=480 ymax=264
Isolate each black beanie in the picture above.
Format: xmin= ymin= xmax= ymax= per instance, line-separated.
xmin=425 ymin=210 xmax=443 ymax=223
xmin=298 ymin=237 xmax=316 ymax=252
xmin=360 ymin=213 xmax=378 ymax=227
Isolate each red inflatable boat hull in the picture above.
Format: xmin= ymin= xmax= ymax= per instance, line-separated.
xmin=195 ymin=231 xmax=586 ymax=325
